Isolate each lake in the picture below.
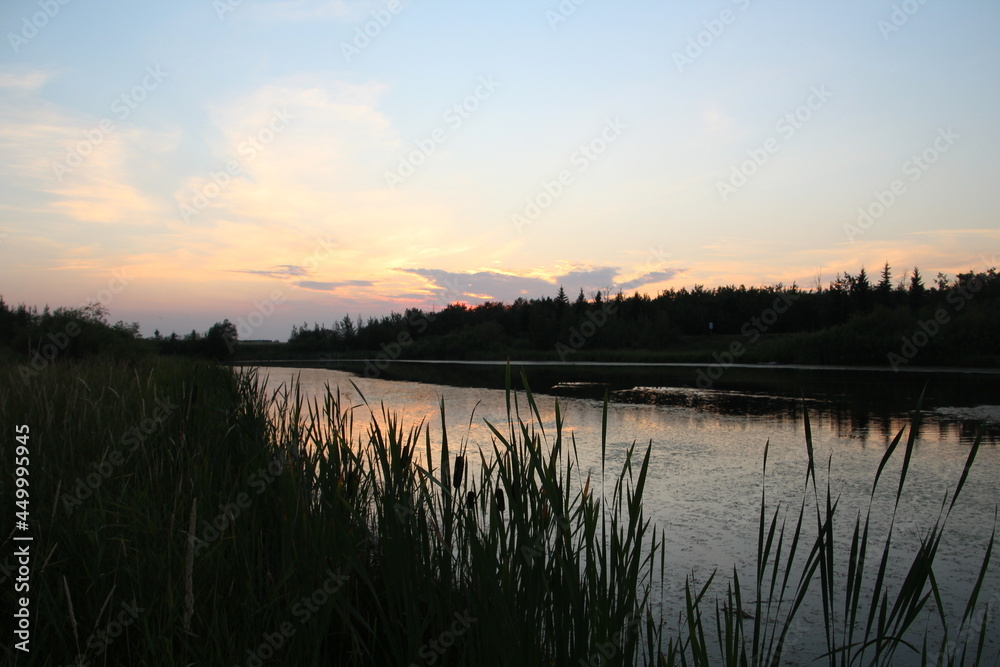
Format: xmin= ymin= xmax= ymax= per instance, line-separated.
xmin=252 ymin=360 xmax=1000 ymax=664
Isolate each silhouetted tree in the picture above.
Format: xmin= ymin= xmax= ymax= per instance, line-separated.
xmin=337 ymin=315 xmax=355 ymax=340
xmin=264 ymin=262 xmax=1000 ymax=366
xmin=848 ymin=267 xmax=873 ymax=312
xmin=909 ymin=267 xmax=925 ymax=310
xmin=206 ymin=319 xmax=238 ymax=360
xmin=876 ymin=262 xmax=893 ymax=306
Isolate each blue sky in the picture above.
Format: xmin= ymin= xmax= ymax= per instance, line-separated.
xmin=1 ymin=0 xmax=998 ymax=339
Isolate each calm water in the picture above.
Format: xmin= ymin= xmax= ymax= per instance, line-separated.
xmin=255 ymin=362 xmax=1000 ymax=664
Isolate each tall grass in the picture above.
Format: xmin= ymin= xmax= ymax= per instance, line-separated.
xmin=673 ymin=395 xmax=996 ymax=666
xmin=0 ymin=358 xmax=994 ymax=665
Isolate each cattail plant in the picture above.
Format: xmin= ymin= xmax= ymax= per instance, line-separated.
xmin=453 ymin=455 xmax=465 ymax=489
xmin=1 ymin=357 xmax=994 ymax=666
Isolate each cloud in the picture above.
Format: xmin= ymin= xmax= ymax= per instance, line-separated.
xmin=617 ymin=269 xmax=683 ymax=290
xmin=398 ymin=264 xmax=685 ymax=306
xmin=556 ymin=266 xmax=620 ymax=289
xmin=174 ymin=76 xmax=396 ymax=229
xmin=0 ymin=68 xmax=52 ymax=92
xmin=229 ymin=265 xmax=309 ymax=279
xmin=398 ymin=268 xmax=552 ymax=304
xmin=294 ymin=279 xmax=374 ymax=291
xmin=226 ymin=264 xmax=374 ymax=292
xmin=0 ymin=71 xmax=179 ymax=264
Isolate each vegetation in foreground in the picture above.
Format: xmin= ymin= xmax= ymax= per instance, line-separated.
xmin=0 ymin=357 xmax=995 ymax=665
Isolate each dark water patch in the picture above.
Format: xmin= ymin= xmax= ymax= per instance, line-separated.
xmin=245 ymin=358 xmax=999 ymax=408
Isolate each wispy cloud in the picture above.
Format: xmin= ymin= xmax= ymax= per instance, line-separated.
xmin=0 ymin=74 xmax=179 ymax=261
xmin=174 ymin=76 xmax=396 ymax=230
xmin=0 ymin=68 xmax=52 ymax=92
xmin=618 ymin=269 xmax=683 ymax=290
xmin=294 ymin=279 xmax=374 ymax=291
xmin=397 ymin=264 xmax=686 ymax=305
xmin=229 ymin=265 xmax=310 ymax=279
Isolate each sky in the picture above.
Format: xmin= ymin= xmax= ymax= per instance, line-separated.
xmin=1 ymin=0 xmax=998 ymax=340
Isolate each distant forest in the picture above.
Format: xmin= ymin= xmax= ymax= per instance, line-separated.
xmin=1 ymin=263 xmax=998 ymax=370
xmin=278 ymin=263 xmax=999 ymax=367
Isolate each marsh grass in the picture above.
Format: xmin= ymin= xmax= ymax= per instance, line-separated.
xmin=674 ymin=394 xmax=996 ymax=666
xmin=0 ymin=358 xmax=994 ymax=665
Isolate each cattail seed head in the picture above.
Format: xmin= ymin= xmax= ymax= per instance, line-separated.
xmin=453 ymin=455 xmax=465 ymax=489
xmin=495 ymin=487 xmax=505 ymax=513
xmin=466 ymin=490 xmax=476 ymax=508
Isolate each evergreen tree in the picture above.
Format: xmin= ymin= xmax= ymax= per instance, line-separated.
xmin=876 ymin=262 xmax=893 ymax=305
xmin=848 ymin=267 xmax=873 ymax=312
xmin=908 ymin=267 xmax=925 ymax=310
xmin=555 ymin=285 xmax=568 ymax=318
xmin=337 ymin=315 xmax=355 ymax=340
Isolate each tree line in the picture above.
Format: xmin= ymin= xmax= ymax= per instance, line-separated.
xmin=279 ymin=263 xmax=999 ymax=366
xmin=2 ymin=263 xmax=997 ymax=368
xmin=0 ymin=300 xmax=239 ymax=368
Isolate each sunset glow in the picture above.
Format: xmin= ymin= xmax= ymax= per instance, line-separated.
xmin=1 ymin=1 xmax=998 ymax=339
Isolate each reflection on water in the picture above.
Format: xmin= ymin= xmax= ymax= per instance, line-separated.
xmin=252 ymin=363 xmax=1000 ymax=664
xmin=252 ymin=359 xmax=1000 ymax=446
xmin=605 ymin=384 xmax=1000 ymax=447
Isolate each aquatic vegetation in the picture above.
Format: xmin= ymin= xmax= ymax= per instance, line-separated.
xmin=0 ymin=358 xmax=993 ymax=665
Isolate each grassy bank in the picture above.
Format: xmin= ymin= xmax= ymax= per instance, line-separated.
xmin=0 ymin=358 xmax=994 ymax=665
